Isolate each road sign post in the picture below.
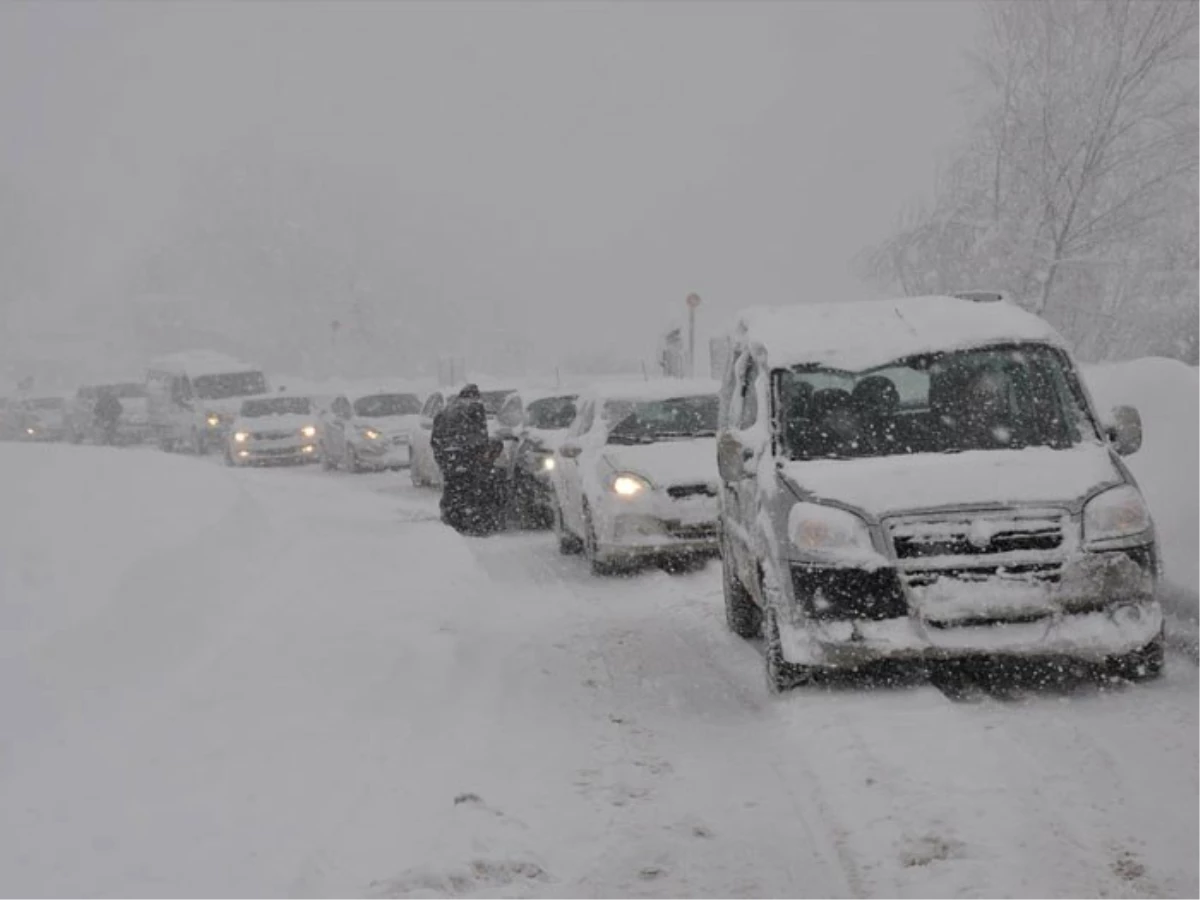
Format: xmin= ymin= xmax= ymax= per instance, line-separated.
xmin=686 ymin=293 xmax=701 ymax=377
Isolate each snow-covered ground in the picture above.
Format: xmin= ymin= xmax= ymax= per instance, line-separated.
xmin=1 ymin=439 xmax=1196 ymax=898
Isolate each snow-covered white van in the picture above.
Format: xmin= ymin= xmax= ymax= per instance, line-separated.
xmin=717 ymin=294 xmax=1162 ymax=691
xmin=146 ymin=351 xmax=268 ymax=454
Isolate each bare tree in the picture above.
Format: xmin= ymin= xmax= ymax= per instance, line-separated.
xmin=858 ymin=0 xmax=1198 ymax=361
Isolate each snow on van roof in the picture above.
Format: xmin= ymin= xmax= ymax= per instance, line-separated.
xmin=148 ymin=350 xmax=262 ymax=377
xmin=580 ymin=377 xmax=720 ymax=402
xmin=734 ymin=295 xmax=1068 ymax=372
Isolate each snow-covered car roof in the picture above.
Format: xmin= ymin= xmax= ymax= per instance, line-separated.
xmin=148 ymin=350 xmax=263 ymax=377
xmin=580 ymin=377 xmax=720 ymax=403
xmin=733 ymin=295 xmax=1068 ymax=372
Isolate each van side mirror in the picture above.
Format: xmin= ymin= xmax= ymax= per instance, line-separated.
xmin=718 ymin=433 xmax=752 ymax=482
xmin=1105 ymin=405 xmax=1143 ymax=456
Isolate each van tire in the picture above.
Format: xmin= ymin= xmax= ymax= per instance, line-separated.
xmin=764 ymin=605 xmax=813 ymax=694
xmin=723 ymin=547 xmax=761 ymax=639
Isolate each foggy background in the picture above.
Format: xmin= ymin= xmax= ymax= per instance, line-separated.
xmin=0 ymin=0 xmax=978 ymax=390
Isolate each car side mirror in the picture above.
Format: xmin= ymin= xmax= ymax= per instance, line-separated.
xmin=559 ymin=443 xmax=582 ymax=459
xmin=717 ymin=433 xmax=752 ymax=482
xmin=1105 ymin=404 xmax=1142 ymax=456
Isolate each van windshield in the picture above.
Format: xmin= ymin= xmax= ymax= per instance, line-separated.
xmin=776 ymin=345 xmax=1098 ymax=461
xmin=193 ymin=371 xmax=267 ymax=400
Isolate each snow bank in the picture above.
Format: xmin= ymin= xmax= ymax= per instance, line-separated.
xmin=1084 ymin=358 xmax=1199 ymax=648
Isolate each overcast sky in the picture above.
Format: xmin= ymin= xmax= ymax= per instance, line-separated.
xmin=0 ymin=0 xmax=979 ymax=384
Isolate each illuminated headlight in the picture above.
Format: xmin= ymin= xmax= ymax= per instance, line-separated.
xmin=25 ymin=427 xmax=35 ymax=435
xmin=788 ymin=502 xmax=875 ymax=559
xmin=610 ymin=473 xmax=651 ymax=497
xmin=206 ymin=414 xmax=221 ymax=427
xmin=540 ymin=455 xmax=556 ymax=472
xmin=301 ymin=444 xmax=315 ymax=454
xmin=237 ymin=449 xmax=250 ymax=458
xmin=300 ymin=424 xmax=317 ymax=438
xmin=1083 ymin=484 xmax=1152 ymax=547
xmin=233 ymin=431 xmax=249 ymax=443
xmin=361 ymin=428 xmax=381 ymax=441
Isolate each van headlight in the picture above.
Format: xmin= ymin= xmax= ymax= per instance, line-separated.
xmin=233 ymin=431 xmax=249 ymax=443
xmin=300 ymin=424 xmax=317 ymax=438
xmin=1083 ymin=484 xmax=1152 ymax=547
xmin=788 ymin=503 xmax=875 ymax=558
xmin=610 ymin=473 xmax=651 ymax=497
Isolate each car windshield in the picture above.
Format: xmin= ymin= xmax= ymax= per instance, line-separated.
xmin=354 ymin=393 xmax=421 ymax=417
xmin=607 ymin=395 xmax=719 ymax=444
xmin=193 ymin=371 xmax=268 ymax=400
xmin=240 ymin=396 xmax=312 ymax=417
xmin=526 ymin=396 xmax=577 ymax=429
xmin=776 ymin=344 xmax=1098 ymax=461
xmin=480 ymin=390 xmax=514 ymax=417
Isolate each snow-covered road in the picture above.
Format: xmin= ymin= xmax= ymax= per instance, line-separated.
xmin=1 ymin=445 xmax=1196 ymax=898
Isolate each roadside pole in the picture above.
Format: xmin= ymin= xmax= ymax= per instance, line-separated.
xmin=686 ymin=293 xmax=701 ymax=377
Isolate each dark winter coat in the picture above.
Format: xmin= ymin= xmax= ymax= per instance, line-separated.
xmin=432 ymin=397 xmax=504 ymax=535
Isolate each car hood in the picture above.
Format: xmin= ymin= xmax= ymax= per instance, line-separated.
xmin=780 ymin=443 xmax=1124 ymax=518
xmin=601 ymin=437 xmax=719 ymax=489
xmin=524 ymin=427 xmax=568 ymax=451
xmin=233 ymin=413 xmax=317 ymax=433
xmin=356 ymin=414 xmax=419 ymax=435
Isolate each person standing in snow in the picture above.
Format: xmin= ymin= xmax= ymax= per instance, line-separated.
xmin=431 ymin=384 xmax=497 ymax=535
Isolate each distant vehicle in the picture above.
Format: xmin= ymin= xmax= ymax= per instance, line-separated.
xmin=225 ymin=394 xmax=321 ymax=466
xmin=0 ymin=398 xmax=18 ymax=441
xmin=18 ymin=396 xmax=69 ymax=442
xmin=320 ymin=390 xmax=424 ymax=472
xmin=410 ymin=386 xmax=516 ymax=487
xmin=717 ymin=293 xmax=1163 ymax=692
xmin=550 ymin=379 xmax=722 ymax=574
xmin=67 ymin=382 xmax=150 ymax=445
xmin=146 ymin=351 xmax=268 ymax=454
xmin=495 ymin=389 xmax=578 ymax=528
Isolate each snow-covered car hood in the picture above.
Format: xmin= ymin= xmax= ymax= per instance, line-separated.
xmin=233 ymin=413 xmax=318 ymax=434
xmin=601 ymin=437 xmax=718 ymax=489
xmin=355 ymin=414 xmax=419 ymax=437
xmin=781 ymin=443 xmax=1124 ymax=518
xmin=524 ymin=427 xmax=568 ymax=451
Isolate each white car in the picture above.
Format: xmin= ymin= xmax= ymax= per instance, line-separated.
xmin=225 ymin=394 xmax=321 ymax=466
xmin=410 ymin=386 xmax=517 ymax=487
xmin=320 ymin=390 xmax=423 ymax=472
xmin=551 ymin=379 xmax=722 ymax=574
xmin=18 ymin=396 xmax=70 ymax=442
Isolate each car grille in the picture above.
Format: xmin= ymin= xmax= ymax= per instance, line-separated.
xmin=253 ymin=446 xmax=302 ymax=457
xmin=251 ymin=429 xmax=295 ymax=441
xmin=885 ymin=508 xmax=1070 ymax=589
xmin=666 ymin=483 xmax=717 ymax=499
xmin=664 ymin=521 xmax=719 ymax=540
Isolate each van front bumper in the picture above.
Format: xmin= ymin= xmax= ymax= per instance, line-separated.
xmin=778 ymin=600 xmax=1164 ymax=668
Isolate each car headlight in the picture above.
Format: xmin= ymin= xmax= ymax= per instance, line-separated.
xmin=25 ymin=427 xmax=35 ymax=435
xmin=361 ymin=428 xmax=381 ymax=440
xmin=1083 ymin=484 xmax=1152 ymax=547
xmin=233 ymin=431 xmax=249 ymax=443
xmin=300 ymin=424 xmax=317 ymax=438
xmin=540 ymin=455 xmax=556 ymax=472
xmin=788 ymin=502 xmax=876 ymax=560
xmin=206 ymin=414 xmax=221 ymax=427
xmin=610 ymin=473 xmax=651 ymax=497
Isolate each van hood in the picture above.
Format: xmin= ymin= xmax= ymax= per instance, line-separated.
xmin=780 ymin=443 xmax=1124 ymax=517
xmin=601 ymin=437 xmax=719 ymax=489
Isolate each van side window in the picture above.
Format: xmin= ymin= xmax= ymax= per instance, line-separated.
xmin=738 ymin=357 xmax=759 ymax=430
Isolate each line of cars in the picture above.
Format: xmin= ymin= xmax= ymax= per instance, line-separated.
xmin=6 ymin=291 xmax=1166 ymax=692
